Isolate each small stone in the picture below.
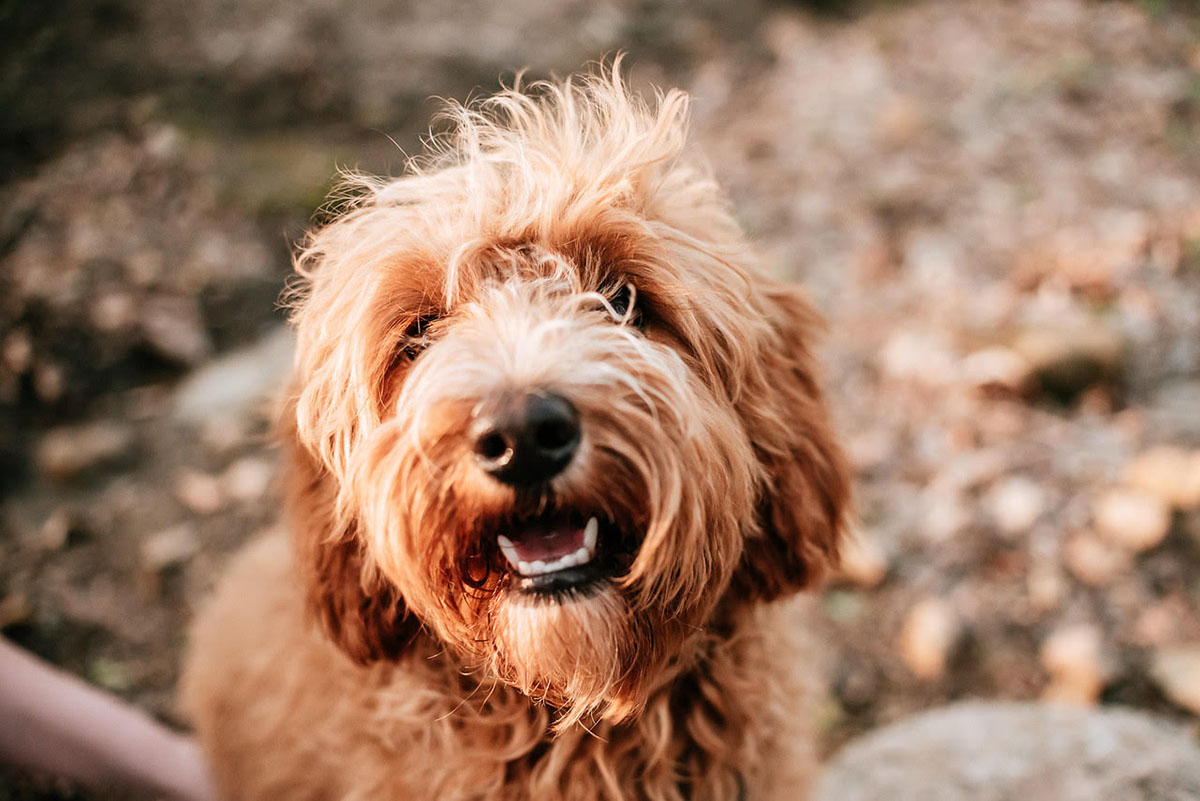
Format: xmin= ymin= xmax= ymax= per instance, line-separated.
xmin=924 ymin=491 xmax=969 ymax=543
xmin=0 ymin=594 xmax=30 ymax=628
xmin=1134 ymin=600 xmax=1184 ymax=647
xmin=898 ymin=597 xmax=959 ymax=680
xmin=173 ymin=470 xmax=224 ymax=515
xmin=139 ymin=295 xmax=213 ymax=365
xmin=221 ymin=457 xmax=273 ymax=503
xmin=38 ymin=509 xmax=72 ymax=550
xmin=880 ymin=330 xmax=958 ymax=386
xmin=959 ymin=346 xmax=1031 ymax=395
xmin=984 ymin=476 xmax=1047 ymax=537
xmin=1151 ymin=646 xmax=1200 ymax=716
xmin=90 ymin=291 xmax=137 ymax=332
xmin=1027 ymin=557 xmax=1065 ymax=614
xmin=141 ymin=524 xmax=200 ymax=573
xmin=824 ymin=589 xmax=865 ymax=623
xmin=1124 ymin=447 xmax=1200 ymax=511
xmin=1040 ymin=623 xmax=1105 ymax=705
xmin=2 ymin=329 xmax=32 ymax=373
xmin=33 ymin=362 xmax=63 ymax=402
xmin=1094 ymin=488 xmax=1173 ymax=552
xmin=845 ymin=428 xmax=894 ymax=472
xmin=199 ymin=417 xmax=249 ymax=455
xmin=36 ymin=422 xmax=135 ymax=481
xmin=875 ymin=95 xmax=925 ymax=146
xmin=88 ymin=657 xmax=133 ymax=692
xmin=1063 ymin=531 xmax=1130 ymax=586
xmin=837 ymin=529 xmax=889 ymax=588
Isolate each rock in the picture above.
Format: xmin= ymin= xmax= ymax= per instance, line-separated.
xmin=221 ymin=456 xmax=274 ymax=503
xmin=837 ymin=528 xmax=889 ymax=588
xmin=1094 ymin=488 xmax=1173 ymax=552
xmin=173 ymin=470 xmax=224 ymax=515
xmin=36 ymin=422 xmax=135 ymax=481
xmin=1151 ymin=646 xmax=1200 ymax=717
xmin=1040 ymin=624 xmax=1106 ymax=705
xmin=898 ymin=598 xmax=959 ymax=680
xmin=816 ymin=702 xmax=1200 ymax=801
xmin=1124 ymin=447 xmax=1200 ymax=511
xmin=984 ymin=476 xmax=1047 ymax=537
xmin=1063 ymin=531 xmax=1131 ymax=587
xmin=174 ymin=325 xmax=294 ymax=424
xmin=140 ymin=524 xmax=200 ymax=573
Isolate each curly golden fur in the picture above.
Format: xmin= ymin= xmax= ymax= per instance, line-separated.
xmin=181 ymin=63 xmax=851 ymax=801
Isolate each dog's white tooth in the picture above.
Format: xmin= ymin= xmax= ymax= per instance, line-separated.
xmin=584 ymin=517 xmax=598 ymax=554
xmin=573 ymin=546 xmax=591 ymax=565
xmin=518 ymin=560 xmax=533 ymax=575
xmin=498 ymin=541 xmax=522 ymax=569
xmin=530 ymin=560 xmax=548 ymax=575
xmin=497 ymin=535 xmax=514 ymax=548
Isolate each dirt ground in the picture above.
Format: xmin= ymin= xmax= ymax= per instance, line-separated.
xmin=3 ymin=0 xmax=1200 ymax=797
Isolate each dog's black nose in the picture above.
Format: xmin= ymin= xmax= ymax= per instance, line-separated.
xmin=471 ymin=392 xmax=581 ymax=486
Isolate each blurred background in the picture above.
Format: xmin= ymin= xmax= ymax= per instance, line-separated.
xmin=3 ymin=0 xmax=1200 ymax=796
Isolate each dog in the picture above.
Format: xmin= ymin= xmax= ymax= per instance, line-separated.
xmin=181 ymin=64 xmax=851 ymax=801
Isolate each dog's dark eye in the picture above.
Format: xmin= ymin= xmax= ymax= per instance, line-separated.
xmin=400 ymin=314 xmax=438 ymax=359
xmin=607 ymin=284 xmax=644 ymax=329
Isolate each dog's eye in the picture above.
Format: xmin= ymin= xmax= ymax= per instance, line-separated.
xmin=607 ymin=285 xmax=644 ymax=329
xmin=400 ymin=314 xmax=438 ymax=359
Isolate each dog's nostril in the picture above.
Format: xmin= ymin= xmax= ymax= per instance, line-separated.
xmin=476 ymin=432 xmax=513 ymax=464
xmin=534 ymin=418 xmax=576 ymax=452
xmin=471 ymin=392 xmax=580 ymax=486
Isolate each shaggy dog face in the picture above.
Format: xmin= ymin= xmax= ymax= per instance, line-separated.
xmin=285 ymin=68 xmax=849 ymax=729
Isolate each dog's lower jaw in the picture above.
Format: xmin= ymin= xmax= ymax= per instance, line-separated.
xmin=181 ymin=535 xmax=821 ymax=801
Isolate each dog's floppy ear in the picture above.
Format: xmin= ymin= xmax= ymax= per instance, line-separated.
xmin=282 ymin=407 xmax=422 ymax=664
xmin=730 ymin=283 xmax=851 ymax=602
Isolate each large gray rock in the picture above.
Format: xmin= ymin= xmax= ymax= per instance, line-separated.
xmin=817 ymin=702 xmax=1200 ymax=801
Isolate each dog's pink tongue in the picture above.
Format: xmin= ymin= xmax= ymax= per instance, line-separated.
xmin=507 ymin=523 xmax=584 ymax=561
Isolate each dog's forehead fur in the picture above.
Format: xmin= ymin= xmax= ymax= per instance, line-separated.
xmin=292 ymin=72 xmax=781 ymax=476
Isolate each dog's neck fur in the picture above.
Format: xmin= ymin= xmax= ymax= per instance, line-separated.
xmin=371 ymin=605 xmax=775 ymax=801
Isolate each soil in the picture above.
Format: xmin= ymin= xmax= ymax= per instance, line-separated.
xmin=3 ymin=0 xmax=1200 ymax=798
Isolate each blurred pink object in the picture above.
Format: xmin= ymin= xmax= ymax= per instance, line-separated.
xmin=0 ymin=637 xmax=215 ymax=801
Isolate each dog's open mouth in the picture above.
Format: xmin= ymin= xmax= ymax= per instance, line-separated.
xmin=493 ymin=513 xmax=626 ymax=596
xmin=498 ymin=516 xmax=598 ymax=577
